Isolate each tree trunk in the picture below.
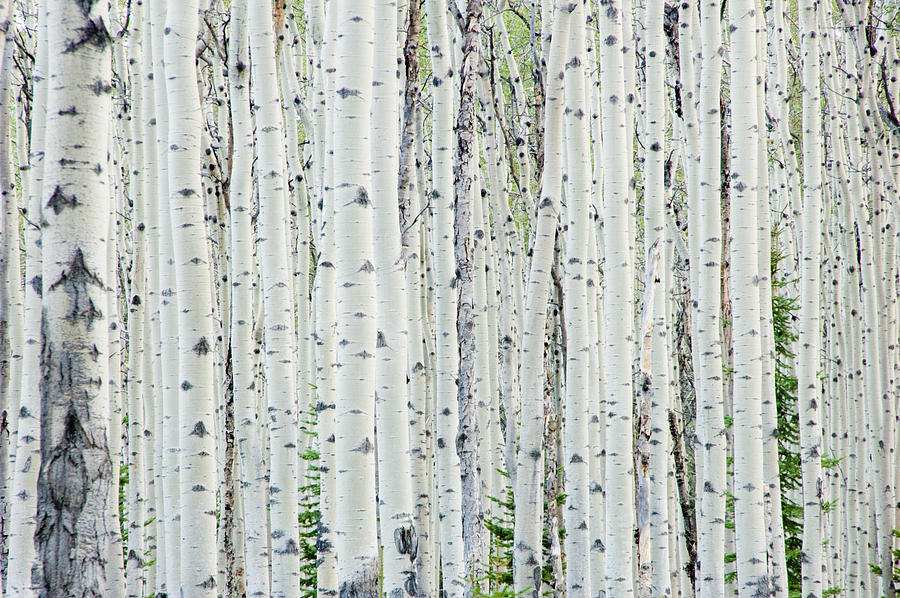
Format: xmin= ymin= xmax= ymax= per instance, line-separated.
xmin=332 ymin=2 xmax=379 ymax=595
xmin=165 ymin=0 xmax=219 ymax=592
xmin=728 ymin=0 xmax=770 ymax=593
xmin=35 ymin=1 xmax=114 ymax=595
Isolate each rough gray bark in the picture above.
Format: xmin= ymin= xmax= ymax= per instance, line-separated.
xmin=454 ymin=0 xmax=486 ymax=590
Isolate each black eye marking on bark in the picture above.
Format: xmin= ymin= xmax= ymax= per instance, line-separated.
xmin=193 ymin=337 xmax=210 ymax=356
xmin=336 ymin=87 xmax=360 ymax=99
xmin=352 ymin=437 xmax=374 ymax=454
xmin=189 ymin=420 xmax=210 ymax=437
xmin=47 ymin=186 xmax=78 ymax=214
xmin=351 ymin=186 xmax=370 ymax=206
xmin=394 ymin=523 xmax=418 ymax=558
xmin=88 ymin=80 xmax=113 ymax=96
xmin=65 ymin=18 xmax=112 ymax=53
xmin=49 ymin=248 xmax=105 ymax=326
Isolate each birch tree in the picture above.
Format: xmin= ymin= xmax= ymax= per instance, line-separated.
xmin=424 ymin=0 xmax=466 ymax=593
xmin=165 ymin=0 xmax=219 ymax=592
xmin=561 ymin=2 xmax=592 ymax=593
xmin=34 ymin=0 xmax=114 ymax=594
xmin=6 ymin=2 xmax=47 ymax=594
xmin=599 ymin=0 xmax=636 ymax=593
xmin=248 ymin=1 xmax=302 ymax=593
xmin=798 ymin=0 xmax=824 ymax=595
xmin=332 ymin=1 xmax=379 ymax=595
xmin=228 ymin=1 xmax=271 ymax=593
xmin=372 ymin=0 xmax=418 ymax=594
xmin=728 ymin=0 xmax=771 ymax=593
xmin=695 ymin=0 xmax=727 ymax=594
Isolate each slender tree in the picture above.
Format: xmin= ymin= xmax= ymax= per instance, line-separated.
xmin=798 ymin=0 xmax=824 ymax=596
xmin=248 ymin=1 xmax=302 ymax=593
xmin=561 ymin=2 xmax=592 ymax=593
xmin=599 ymin=0 xmax=636 ymax=594
xmin=165 ymin=0 xmax=219 ymax=592
xmin=454 ymin=0 xmax=487 ymax=588
xmin=424 ymin=0 xmax=466 ymax=593
xmin=332 ymin=1 xmax=379 ymax=595
xmin=372 ymin=0 xmax=418 ymax=594
xmin=728 ymin=0 xmax=771 ymax=593
xmin=695 ymin=0 xmax=726 ymax=594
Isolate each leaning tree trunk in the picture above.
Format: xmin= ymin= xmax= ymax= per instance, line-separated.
xmin=165 ymin=0 xmax=219 ymax=593
xmin=34 ymin=0 xmax=115 ymax=595
xmin=513 ymin=4 xmax=572 ymax=596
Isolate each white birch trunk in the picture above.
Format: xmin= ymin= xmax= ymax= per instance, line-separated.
xmin=165 ymin=0 xmax=219 ymax=592
xmin=314 ymin=4 xmax=339 ymax=594
xmin=125 ymin=7 xmax=147 ymax=593
xmin=798 ymin=0 xmax=824 ymax=595
xmin=371 ymin=0 xmax=418 ymax=594
xmin=728 ymin=0 xmax=770 ymax=593
xmin=332 ymin=2 xmax=379 ymax=595
xmin=150 ymin=0 xmax=181 ymax=589
xmin=248 ymin=1 xmax=302 ymax=594
xmin=35 ymin=1 xmax=114 ymax=594
xmin=6 ymin=1 xmax=46 ymax=593
xmin=695 ymin=0 xmax=726 ymax=594
xmin=228 ymin=2 xmax=271 ymax=594
xmin=599 ymin=0 xmax=636 ymax=594
xmin=561 ymin=3 xmax=591 ymax=593
xmin=513 ymin=4 xmax=572 ymax=595
xmin=423 ymin=0 xmax=466 ymax=593
xmin=644 ymin=1 xmax=671 ymax=594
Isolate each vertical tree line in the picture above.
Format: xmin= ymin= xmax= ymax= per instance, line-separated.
xmin=0 ymin=1 xmax=898 ymax=597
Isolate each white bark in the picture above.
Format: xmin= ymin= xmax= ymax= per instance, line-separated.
xmin=728 ymin=0 xmax=770 ymax=593
xmin=248 ymin=1 xmax=302 ymax=593
xmin=695 ymin=0 xmax=726 ymax=594
xmin=165 ymin=0 xmax=219 ymax=592
xmin=125 ymin=6 xmax=147 ymax=593
xmin=423 ymin=0 xmax=466 ymax=593
xmin=372 ymin=0 xmax=418 ymax=594
xmin=314 ymin=4 xmax=339 ymax=594
xmin=643 ymin=1 xmax=671 ymax=594
xmin=798 ymin=0 xmax=824 ymax=595
xmin=513 ymin=4 xmax=571 ymax=596
xmin=35 ymin=0 xmax=114 ymax=594
xmin=150 ymin=0 xmax=181 ymax=589
xmin=332 ymin=2 xmax=379 ymax=595
xmin=561 ymin=1 xmax=591 ymax=593
xmin=228 ymin=2 xmax=270 ymax=594
xmin=6 ymin=1 xmax=45 ymax=594
xmin=599 ymin=0 xmax=636 ymax=594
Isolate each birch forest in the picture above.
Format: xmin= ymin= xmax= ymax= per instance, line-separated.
xmin=1 ymin=0 xmax=900 ymax=596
